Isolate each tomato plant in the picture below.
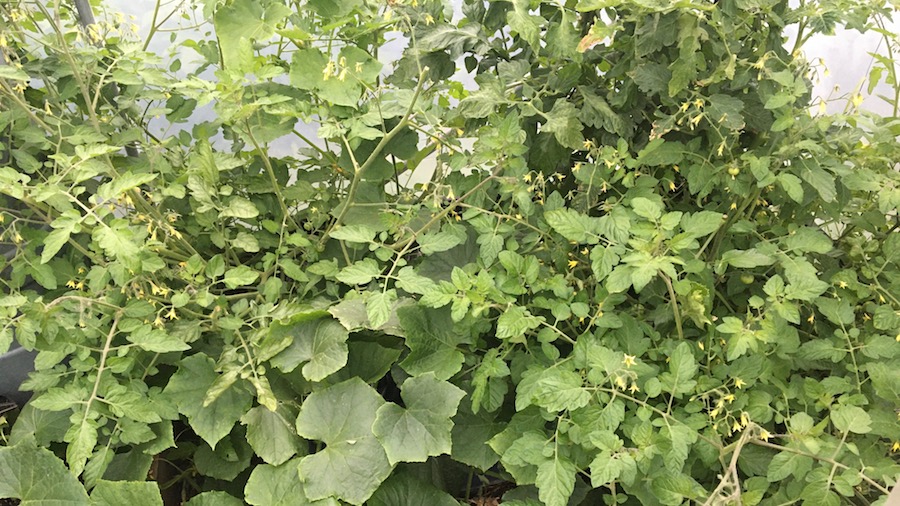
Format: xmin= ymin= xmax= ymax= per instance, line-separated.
xmin=1 ymin=0 xmax=898 ymax=504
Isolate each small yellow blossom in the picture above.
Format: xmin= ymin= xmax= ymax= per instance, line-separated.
xmin=582 ymin=140 xmax=594 ymax=150
xmin=759 ymin=430 xmax=771 ymax=442
xmin=838 ymin=280 xmax=848 ymax=289
xmin=623 ymin=354 xmax=636 ymax=368
xmin=523 ymin=173 xmax=532 ymax=183
xmin=710 ymin=407 xmax=720 ymax=419
xmin=165 ymin=307 xmax=178 ymax=320
xmin=153 ymin=315 xmax=164 ymax=328
xmin=732 ymin=420 xmax=742 ymax=433
xmin=723 ymin=394 xmax=735 ymax=403
xmin=337 ymin=68 xmax=349 ymax=81
xmin=13 ymin=231 xmax=23 ymax=243
xmin=615 ymin=375 xmax=627 ymax=389
xmin=698 ymin=341 xmax=704 ymax=351
xmin=66 ymin=280 xmax=78 ymax=289
xmin=729 ymin=202 xmax=738 ymax=210
xmin=734 ymin=377 xmax=746 ymax=389
xmin=573 ymin=162 xmax=582 ymax=173
xmin=628 ymin=382 xmax=640 ymax=394
xmin=0 ymin=34 xmax=7 ymax=48
xmin=892 ymin=441 xmax=900 ymax=452
xmin=424 ymin=13 xmax=434 ymax=24
xmin=669 ymin=181 xmax=676 ymax=192
xmin=568 ymin=259 xmax=578 ymax=269
xmin=851 ymin=94 xmax=863 ymax=108
xmin=740 ymin=412 xmax=750 ymax=427
xmin=807 ymin=313 xmax=815 ymax=324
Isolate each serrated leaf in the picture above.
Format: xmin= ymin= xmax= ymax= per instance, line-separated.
xmin=542 ymin=101 xmax=585 ymax=149
xmin=90 ymin=480 xmax=163 ymax=506
xmin=536 ymin=457 xmax=577 ymax=506
xmin=336 ymin=258 xmax=381 ymax=285
xmin=245 ymin=460 xmax=336 ymax=506
xmin=373 ymin=374 xmax=466 ymax=464
xmin=398 ymin=306 xmax=466 ymax=380
xmin=270 ymin=317 xmax=349 ymax=381
xmin=163 ymin=355 xmax=252 ymax=448
xmin=418 ymin=231 xmax=464 ymax=255
xmin=545 ymin=208 xmax=598 ymax=244
xmin=367 ymin=290 xmax=396 ymax=330
xmin=658 ymin=342 xmax=697 ymax=396
xmin=296 ymin=379 xmax=392 ymax=505
xmin=368 ymin=471 xmax=459 ymax=506
xmin=223 ymin=266 xmax=259 ymax=288
xmin=496 ymin=305 xmax=544 ymax=342
xmin=830 ymin=405 xmax=871 ymax=434
xmin=330 ymin=224 xmax=377 ymax=243
xmin=214 ymin=0 xmax=291 ymax=69
xmin=241 ymin=405 xmax=303 ymax=466
xmin=0 ymin=443 xmax=90 ymax=504
xmin=767 ymin=451 xmax=811 ymax=482
xmin=219 ymin=196 xmax=259 ymax=219
xmin=508 ymin=0 xmax=543 ymax=51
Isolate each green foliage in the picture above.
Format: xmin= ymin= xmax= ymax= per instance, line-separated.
xmin=1 ymin=0 xmax=899 ymax=504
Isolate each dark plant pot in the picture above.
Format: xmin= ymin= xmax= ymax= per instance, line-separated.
xmin=0 ymin=342 xmax=36 ymax=406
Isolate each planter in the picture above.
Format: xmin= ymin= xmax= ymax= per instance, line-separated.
xmin=0 ymin=342 xmax=36 ymax=407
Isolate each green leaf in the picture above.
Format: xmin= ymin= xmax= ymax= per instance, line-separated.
xmin=777 ymin=173 xmax=804 ymax=202
xmin=636 ymin=139 xmax=684 ymax=166
xmin=223 ymin=266 xmax=259 ymax=288
xmin=650 ymin=474 xmax=704 ymax=506
xmin=418 ymin=231 xmax=464 ymax=255
xmin=658 ymin=342 xmax=697 ymax=396
xmin=680 ymin=211 xmax=724 ymax=238
xmin=0 ymin=443 xmax=90 ymax=504
xmin=214 ymin=0 xmax=292 ymax=69
xmin=330 ymin=224 xmax=377 ymax=243
xmin=241 ymin=405 xmax=303 ymax=466
xmin=525 ymin=367 xmax=590 ymax=412
xmin=368 ymin=471 xmax=459 ymax=506
xmin=630 ymin=197 xmax=662 ymax=221
xmin=545 ymin=208 xmax=598 ymax=244
xmin=508 ymin=0 xmax=543 ymax=51
xmin=90 ymin=480 xmax=163 ymax=506
xmin=373 ymin=373 xmax=466 ymax=465
xmin=97 ymin=172 xmax=157 ymax=200
xmin=184 ymin=492 xmax=243 ymax=506
xmin=163 ymin=355 xmax=252 ymax=448
xmin=830 ymin=405 xmax=871 ymax=434
xmin=336 ymin=259 xmax=381 ymax=285
xmin=496 ymin=305 xmax=544 ymax=342
xmin=245 ymin=460 xmax=337 ymax=506
xmin=767 ymin=451 xmax=812 ymax=482
xmin=296 ymin=379 xmax=393 ymax=505
xmin=398 ymin=306 xmax=467 ymax=380
xmin=366 ymin=290 xmax=396 ymax=330
xmin=94 ymin=223 xmax=141 ymax=262
xmin=270 ymin=317 xmax=349 ymax=381
xmin=720 ymin=249 xmax=776 ymax=269
xmin=126 ymin=326 xmax=190 ymax=353
xmin=220 ymin=196 xmax=260 ymax=219
xmin=542 ymin=101 xmax=585 ymax=149
xmin=536 ymin=457 xmax=577 ymax=506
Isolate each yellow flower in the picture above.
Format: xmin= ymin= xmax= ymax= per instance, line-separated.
xmin=615 ymin=375 xmax=627 ymax=389
xmin=582 ymin=140 xmax=594 ymax=150
xmin=740 ymin=412 xmax=750 ymax=427
xmin=838 ymin=280 xmax=848 ymax=289
xmin=851 ymin=94 xmax=863 ymax=108
xmin=153 ymin=315 xmax=164 ymax=328
xmin=891 ymin=441 xmax=900 ymax=452
xmin=710 ymin=407 xmax=720 ymax=419
xmin=730 ymin=202 xmax=737 ymax=210
xmin=568 ymin=259 xmax=578 ymax=269
xmin=573 ymin=162 xmax=582 ymax=173
xmin=628 ymin=382 xmax=640 ymax=394
xmin=165 ymin=307 xmax=178 ymax=320
xmin=732 ymin=420 xmax=742 ymax=433
xmin=723 ymin=394 xmax=735 ymax=403
xmin=759 ymin=430 xmax=770 ymax=442
xmin=623 ymin=354 xmax=636 ymax=368
xmin=523 ymin=173 xmax=532 ymax=183
xmin=734 ymin=377 xmax=746 ymax=389
xmin=424 ymin=14 xmax=434 ymax=25
xmin=66 ymin=280 xmax=78 ymax=289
